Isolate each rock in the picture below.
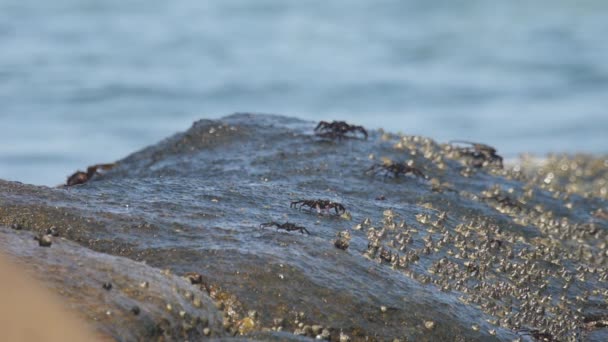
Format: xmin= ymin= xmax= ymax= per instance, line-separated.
xmin=311 ymin=324 xmax=323 ymax=335
xmin=321 ymin=328 xmax=331 ymax=340
xmin=36 ymin=234 xmax=52 ymax=247
xmin=339 ymin=331 xmax=351 ymax=342
xmin=46 ymin=226 xmax=59 ymax=236
xmin=273 ymin=317 xmax=285 ymax=327
xmin=237 ymin=317 xmax=255 ymax=335
xmin=0 ymin=227 xmax=225 ymax=340
xmin=0 ymin=114 xmax=605 ymax=341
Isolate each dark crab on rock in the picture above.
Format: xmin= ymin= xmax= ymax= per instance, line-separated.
xmin=290 ymin=199 xmax=346 ymax=215
xmin=449 ymin=140 xmax=503 ymax=169
xmin=260 ymin=221 xmax=310 ymax=235
xmin=65 ymin=163 xmax=116 ymax=186
xmin=314 ymin=120 xmax=368 ymax=140
xmin=366 ymin=161 xmax=426 ymax=179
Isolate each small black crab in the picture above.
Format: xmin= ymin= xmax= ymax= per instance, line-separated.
xmin=290 ymin=199 xmax=346 ymax=215
xmin=260 ymin=221 xmax=310 ymax=235
xmin=66 ymin=163 xmax=116 ymax=186
xmin=450 ymin=140 xmax=503 ymax=169
xmin=314 ymin=120 xmax=368 ymax=140
xmin=366 ymin=162 xmax=426 ymax=179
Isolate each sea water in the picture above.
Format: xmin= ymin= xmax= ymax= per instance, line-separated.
xmin=1 ymin=0 xmax=607 ymax=185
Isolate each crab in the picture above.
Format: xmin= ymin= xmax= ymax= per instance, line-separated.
xmin=366 ymin=161 xmax=426 ymax=179
xmin=314 ymin=120 xmax=368 ymax=140
xmin=290 ymin=199 xmax=346 ymax=215
xmin=260 ymin=221 xmax=310 ymax=235
xmin=449 ymin=140 xmax=503 ymax=169
xmin=183 ymin=272 xmax=204 ymax=285
xmin=66 ymin=163 xmax=116 ymax=186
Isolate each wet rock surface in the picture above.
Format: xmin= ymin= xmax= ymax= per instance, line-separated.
xmin=0 ymin=227 xmax=226 ymax=341
xmin=1 ymin=113 xmax=607 ymax=341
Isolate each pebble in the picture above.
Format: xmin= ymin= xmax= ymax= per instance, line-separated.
xmin=46 ymin=226 xmax=59 ymax=236
xmin=424 ymin=320 xmax=435 ymax=330
xmin=321 ymin=328 xmax=331 ymax=340
xmin=273 ymin=317 xmax=285 ymax=327
xmin=340 ymin=212 xmax=352 ymax=220
xmin=182 ymin=322 xmax=193 ymax=332
xmin=238 ymin=317 xmax=255 ymax=334
xmin=303 ymin=325 xmax=312 ymax=335
xmin=311 ymin=325 xmax=323 ymax=335
xmin=339 ymin=331 xmax=351 ymax=342
xmin=216 ymin=301 xmax=225 ymax=310
xmin=334 ymin=236 xmax=350 ymax=250
xmin=192 ymin=297 xmax=202 ymax=308
xmin=203 ymin=327 xmax=211 ymax=336
xmin=36 ymin=234 xmax=52 ymax=247
xmin=184 ymin=272 xmax=203 ymax=284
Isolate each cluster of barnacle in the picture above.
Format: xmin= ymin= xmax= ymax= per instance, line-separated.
xmin=479 ymin=184 xmax=607 ymax=253
xmin=363 ymin=210 xmax=420 ymax=268
xmin=480 ymin=185 xmax=528 ymax=215
xmin=392 ymin=138 xmax=502 ymax=178
xmin=393 ymin=136 xmax=503 ymax=177
xmin=516 ymin=154 xmax=608 ymax=200
xmin=278 ymin=311 xmax=334 ymax=339
xmin=357 ymin=193 xmax=608 ymax=340
xmin=392 ymin=134 xmax=443 ymax=157
xmin=352 ymin=127 xmax=607 ymax=340
xmin=187 ymin=273 xmax=345 ymax=340
xmin=182 ymin=272 xmax=257 ymax=336
xmin=310 ymin=121 xmax=607 ymax=340
xmin=389 ymin=134 xmax=509 ymax=183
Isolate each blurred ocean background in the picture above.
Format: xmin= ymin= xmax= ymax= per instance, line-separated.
xmin=1 ymin=0 xmax=607 ymax=186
